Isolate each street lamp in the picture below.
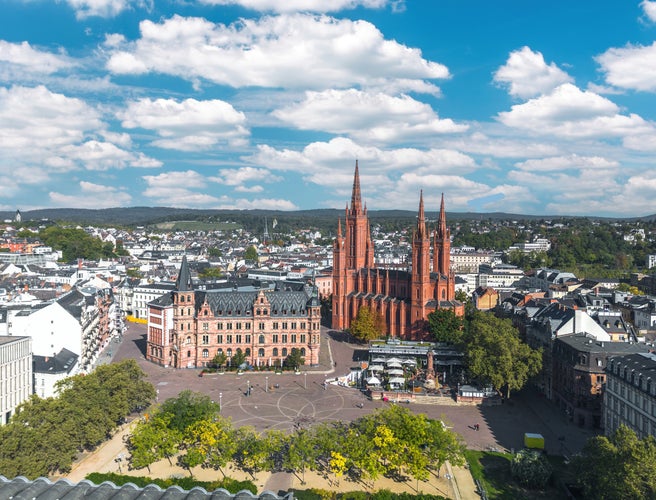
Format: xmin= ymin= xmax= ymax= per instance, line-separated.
xmin=304 ymin=372 xmax=307 ymax=389
xmin=247 ymin=380 xmax=250 ymax=396
xmin=266 ymin=376 xmax=269 ymax=393
xmin=219 ymin=392 xmax=222 ymax=410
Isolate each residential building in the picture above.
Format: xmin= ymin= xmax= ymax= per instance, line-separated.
xmin=0 ymin=335 xmax=31 ymax=425
xmin=332 ymin=162 xmax=463 ymax=340
xmin=552 ymin=335 xmax=646 ymax=428
xmin=32 ymin=348 xmax=78 ymax=398
xmin=472 ymin=286 xmax=499 ymax=311
xmin=605 ymin=352 xmax=656 ymax=439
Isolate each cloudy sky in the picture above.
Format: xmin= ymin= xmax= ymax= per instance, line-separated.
xmin=2 ymin=1 xmax=656 ymax=216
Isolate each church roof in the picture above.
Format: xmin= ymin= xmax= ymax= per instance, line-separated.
xmin=175 ymin=255 xmax=193 ymax=292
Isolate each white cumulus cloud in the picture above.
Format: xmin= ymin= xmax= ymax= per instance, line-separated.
xmin=497 ymin=83 xmax=654 ymax=139
xmin=273 ymin=89 xmax=466 ymax=144
xmin=198 ymin=0 xmax=390 ymax=13
xmin=494 ymin=46 xmax=573 ymax=99
xmin=514 ymin=154 xmax=619 ymax=172
xmin=642 ymin=1 xmax=656 ymax=22
xmin=118 ymin=97 xmax=249 ymax=151
xmin=50 ymin=181 xmax=132 ymax=208
xmin=596 ymin=41 xmax=656 ymax=92
xmin=106 ymin=14 xmax=448 ymax=93
xmin=66 ymin=0 xmax=151 ymax=19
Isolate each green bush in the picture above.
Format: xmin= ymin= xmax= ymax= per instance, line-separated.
xmin=510 ymin=449 xmax=552 ymax=489
xmin=85 ymin=472 xmax=256 ymax=494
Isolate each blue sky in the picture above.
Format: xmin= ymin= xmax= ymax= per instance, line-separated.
xmin=2 ymin=1 xmax=656 ymax=217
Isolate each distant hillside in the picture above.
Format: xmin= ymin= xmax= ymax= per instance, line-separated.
xmin=0 ymin=206 xmax=636 ymax=230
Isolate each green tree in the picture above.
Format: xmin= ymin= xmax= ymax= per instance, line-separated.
xmin=427 ymin=309 xmax=463 ymax=343
xmin=349 ymin=306 xmax=385 ymax=342
xmin=210 ymin=351 xmax=227 ymax=371
xmin=510 ymin=449 xmax=552 ymax=489
xmin=571 ymin=425 xmax=656 ymax=500
xmin=283 ymin=348 xmax=305 ymax=371
xmin=231 ymin=348 xmax=247 ymax=369
xmin=283 ymin=428 xmax=317 ymax=484
xmin=159 ymin=390 xmax=220 ymax=433
xmin=244 ymin=245 xmax=258 ymax=261
xmin=128 ymin=414 xmax=182 ymax=473
xmin=198 ymin=266 xmax=225 ymax=279
xmin=207 ymin=247 xmax=222 ymax=258
xmin=463 ymin=311 xmax=542 ymax=399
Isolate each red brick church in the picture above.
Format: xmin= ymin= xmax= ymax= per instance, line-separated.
xmin=332 ymin=162 xmax=464 ymax=339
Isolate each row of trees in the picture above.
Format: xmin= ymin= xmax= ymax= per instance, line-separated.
xmin=0 ymin=360 xmax=155 ymax=479
xmin=128 ymin=391 xmax=466 ymax=487
xmin=204 ymin=347 xmax=305 ymax=373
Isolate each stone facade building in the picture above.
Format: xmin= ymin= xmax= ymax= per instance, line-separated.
xmin=146 ymin=256 xmax=321 ymax=369
xmin=332 ymin=162 xmax=462 ymax=340
xmin=605 ymin=352 xmax=656 ymax=439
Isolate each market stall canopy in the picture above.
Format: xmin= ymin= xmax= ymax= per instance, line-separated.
xmin=386 ymin=362 xmax=402 ymax=369
xmin=389 ymin=377 xmax=405 ymax=385
xmin=386 ymin=357 xmax=403 ymax=364
xmin=366 ymin=376 xmax=381 ymax=385
xmin=386 ymin=369 xmax=404 ymax=376
xmin=369 ymin=365 xmax=384 ymax=371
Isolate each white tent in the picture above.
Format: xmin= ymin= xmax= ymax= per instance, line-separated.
xmin=372 ymin=357 xmax=386 ymax=363
xmin=387 ymin=362 xmax=403 ymax=369
xmin=366 ymin=376 xmax=381 ymax=385
xmin=369 ymin=364 xmax=384 ymax=371
xmin=386 ymin=369 xmax=404 ymax=376
xmin=402 ymin=359 xmax=416 ymax=365
xmin=389 ymin=377 xmax=405 ymax=385
xmin=386 ymin=357 xmax=403 ymax=364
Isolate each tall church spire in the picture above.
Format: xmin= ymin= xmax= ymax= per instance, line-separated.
xmin=176 ymin=254 xmax=193 ymax=291
xmin=434 ymin=193 xmax=451 ymax=276
xmin=438 ymin=192 xmax=447 ymax=236
xmin=416 ymin=189 xmax=426 ymax=239
xmin=350 ymin=160 xmax=363 ymax=215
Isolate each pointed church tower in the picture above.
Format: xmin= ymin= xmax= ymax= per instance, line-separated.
xmin=411 ymin=191 xmax=431 ymax=338
xmin=172 ymin=255 xmax=195 ymax=368
xmin=344 ymin=161 xmax=373 ymax=270
xmin=433 ymin=193 xmax=451 ymax=276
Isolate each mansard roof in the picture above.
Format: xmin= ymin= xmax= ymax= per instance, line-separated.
xmin=197 ymin=288 xmax=316 ymax=318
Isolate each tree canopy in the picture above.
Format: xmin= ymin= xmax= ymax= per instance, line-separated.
xmin=427 ymin=309 xmax=463 ymax=343
xmin=0 ymin=360 xmax=154 ymax=479
xmin=39 ymin=226 xmax=118 ymax=261
xmin=571 ymin=425 xmax=656 ymax=500
xmin=244 ymin=245 xmax=258 ymax=261
xmin=462 ymin=311 xmax=542 ymax=398
xmin=349 ymin=306 xmax=385 ymax=342
xmin=127 ymin=400 xmax=465 ymax=485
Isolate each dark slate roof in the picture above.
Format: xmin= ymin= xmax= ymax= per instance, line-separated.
xmin=176 ymin=255 xmax=193 ymax=292
xmin=197 ymin=288 xmax=315 ymax=318
xmin=33 ymin=348 xmax=78 ymax=374
xmin=0 ymin=476 xmax=292 ymax=500
xmin=149 ymin=292 xmax=174 ymax=307
xmin=56 ymin=288 xmax=88 ymax=320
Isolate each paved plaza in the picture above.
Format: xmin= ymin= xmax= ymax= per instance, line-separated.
xmin=106 ymin=322 xmax=597 ymax=455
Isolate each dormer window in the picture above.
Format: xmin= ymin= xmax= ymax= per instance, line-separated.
xmin=180 ymin=295 xmax=185 ymax=303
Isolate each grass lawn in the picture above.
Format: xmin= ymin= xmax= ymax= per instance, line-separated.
xmin=464 ymin=450 xmax=570 ymax=500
